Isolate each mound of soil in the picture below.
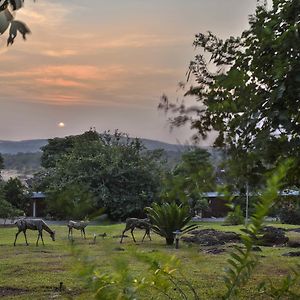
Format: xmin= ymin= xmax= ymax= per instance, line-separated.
xmin=258 ymin=226 xmax=289 ymax=246
xmin=181 ymin=229 xmax=240 ymax=246
xmin=0 ymin=287 xmax=28 ymax=297
xmin=199 ymin=247 xmax=226 ymax=255
xmin=282 ymin=251 xmax=300 ymax=257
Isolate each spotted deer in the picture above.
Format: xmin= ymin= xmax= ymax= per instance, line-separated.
xmin=120 ymin=218 xmax=152 ymax=243
xmin=67 ymin=220 xmax=89 ymax=239
xmin=14 ymin=219 xmax=55 ymax=246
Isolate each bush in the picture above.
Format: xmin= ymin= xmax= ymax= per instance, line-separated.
xmin=145 ymin=202 xmax=197 ymax=245
xmin=224 ymin=205 xmax=245 ymax=225
xmin=277 ymin=198 xmax=300 ymax=225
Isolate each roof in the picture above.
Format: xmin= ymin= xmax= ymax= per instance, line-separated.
xmin=31 ymin=192 xmax=46 ymax=199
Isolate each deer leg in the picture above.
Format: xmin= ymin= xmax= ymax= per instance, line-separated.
xmin=142 ymin=230 xmax=147 ymax=242
xmin=14 ymin=230 xmax=21 ymax=246
xmin=40 ymin=231 xmax=45 ymax=246
xmin=68 ymin=227 xmax=72 ymax=239
xmin=23 ymin=230 xmax=29 ymax=245
xmin=120 ymin=228 xmax=128 ymax=243
xmin=36 ymin=232 xmax=40 ymax=246
xmin=82 ymin=228 xmax=86 ymax=239
xmin=131 ymin=228 xmax=136 ymax=243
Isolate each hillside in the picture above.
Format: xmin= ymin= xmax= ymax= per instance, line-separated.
xmin=0 ymin=138 xmax=187 ymax=154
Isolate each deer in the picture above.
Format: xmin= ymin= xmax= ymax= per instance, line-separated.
xmin=120 ymin=218 xmax=152 ymax=243
xmin=67 ymin=220 xmax=89 ymax=239
xmin=14 ymin=219 xmax=55 ymax=246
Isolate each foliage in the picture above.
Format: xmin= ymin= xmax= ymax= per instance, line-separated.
xmin=0 ymin=0 xmax=31 ymax=46
xmin=160 ymin=0 xmax=300 ymax=186
xmin=46 ymin=184 xmax=96 ymax=220
xmin=3 ymin=177 xmax=29 ymax=211
xmin=2 ymin=152 xmax=42 ymax=173
xmin=145 ymin=202 xmax=197 ymax=245
xmin=37 ymin=130 xmax=164 ymax=220
xmin=161 ymin=148 xmax=215 ymax=215
xmin=75 ymin=247 xmax=200 ymax=300
xmin=276 ymin=197 xmax=300 ymax=225
xmin=222 ymin=159 xmax=298 ymax=299
xmin=0 ymin=189 xmax=23 ymax=222
xmin=0 ymin=153 xmax=4 ymax=171
xmin=224 ymin=205 xmax=244 ymax=226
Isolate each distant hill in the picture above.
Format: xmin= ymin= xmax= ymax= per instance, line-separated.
xmin=0 ymin=137 xmax=191 ymax=181
xmin=0 ymin=137 xmax=223 ymax=181
xmin=0 ymin=138 xmax=187 ymax=154
xmin=0 ymin=139 xmax=47 ymax=154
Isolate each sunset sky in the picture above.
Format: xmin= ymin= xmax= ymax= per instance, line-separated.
xmin=0 ymin=0 xmax=257 ymax=144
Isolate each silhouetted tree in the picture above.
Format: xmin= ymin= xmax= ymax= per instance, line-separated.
xmin=160 ymin=0 xmax=300 ymax=186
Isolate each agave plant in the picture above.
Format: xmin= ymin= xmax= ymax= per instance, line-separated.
xmin=145 ymin=202 xmax=197 ymax=245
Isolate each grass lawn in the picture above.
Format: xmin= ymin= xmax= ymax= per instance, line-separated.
xmin=0 ymin=222 xmax=300 ymax=299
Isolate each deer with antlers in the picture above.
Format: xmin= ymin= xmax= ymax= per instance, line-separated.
xmin=14 ymin=219 xmax=55 ymax=246
xmin=120 ymin=218 xmax=152 ymax=243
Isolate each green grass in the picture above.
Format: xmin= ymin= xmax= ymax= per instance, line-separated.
xmin=0 ymin=222 xmax=299 ymax=299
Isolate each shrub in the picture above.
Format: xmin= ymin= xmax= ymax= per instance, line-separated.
xmin=224 ymin=205 xmax=245 ymax=225
xmin=277 ymin=198 xmax=300 ymax=225
xmin=145 ymin=202 xmax=197 ymax=245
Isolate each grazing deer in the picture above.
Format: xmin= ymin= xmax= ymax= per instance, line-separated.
xmin=120 ymin=218 xmax=152 ymax=243
xmin=67 ymin=220 xmax=89 ymax=239
xmin=14 ymin=219 xmax=55 ymax=246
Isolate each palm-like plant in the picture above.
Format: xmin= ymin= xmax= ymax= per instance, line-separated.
xmin=145 ymin=202 xmax=197 ymax=245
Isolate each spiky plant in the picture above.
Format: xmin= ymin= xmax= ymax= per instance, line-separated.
xmin=145 ymin=202 xmax=197 ymax=245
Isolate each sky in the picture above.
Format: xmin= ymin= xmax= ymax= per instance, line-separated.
xmin=0 ymin=0 xmax=257 ymax=145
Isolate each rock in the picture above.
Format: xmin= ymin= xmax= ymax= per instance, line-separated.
xmin=282 ymin=251 xmax=300 ymax=257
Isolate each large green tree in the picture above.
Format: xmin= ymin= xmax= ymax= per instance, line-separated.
xmin=161 ymin=148 xmax=215 ymax=215
xmin=37 ymin=130 xmax=164 ymax=220
xmin=160 ymin=0 xmax=300 ymax=185
xmin=3 ymin=177 xmax=29 ymax=211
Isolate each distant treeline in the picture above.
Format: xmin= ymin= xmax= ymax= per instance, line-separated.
xmin=2 ymin=152 xmax=42 ymax=173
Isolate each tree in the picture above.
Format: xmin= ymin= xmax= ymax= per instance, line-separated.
xmin=0 ymin=153 xmax=4 ymax=171
xmin=0 ymin=153 xmax=4 ymax=181
xmin=37 ymin=130 xmax=164 ymax=220
xmin=161 ymin=148 xmax=215 ymax=215
xmin=160 ymin=0 xmax=300 ymax=185
xmin=3 ymin=177 xmax=29 ymax=211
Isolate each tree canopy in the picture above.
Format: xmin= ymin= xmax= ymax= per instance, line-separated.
xmin=36 ymin=130 xmax=164 ymax=220
xmin=160 ymin=0 xmax=300 ymax=185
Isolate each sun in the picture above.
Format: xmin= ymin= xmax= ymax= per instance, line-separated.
xmin=58 ymin=122 xmax=65 ymax=128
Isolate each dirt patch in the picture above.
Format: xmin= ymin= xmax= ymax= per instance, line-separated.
xmin=282 ymin=251 xmax=300 ymax=257
xmin=181 ymin=229 xmax=240 ymax=246
xmin=0 ymin=287 xmax=29 ymax=297
xmin=258 ymin=226 xmax=289 ymax=246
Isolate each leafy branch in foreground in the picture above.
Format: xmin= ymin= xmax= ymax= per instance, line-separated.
xmin=73 ymin=247 xmax=200 ymax=300
xmin=258 ymin=263 xmax=300 ymax=300
xmin=222 ymin=159 xmax=296 ymax=299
